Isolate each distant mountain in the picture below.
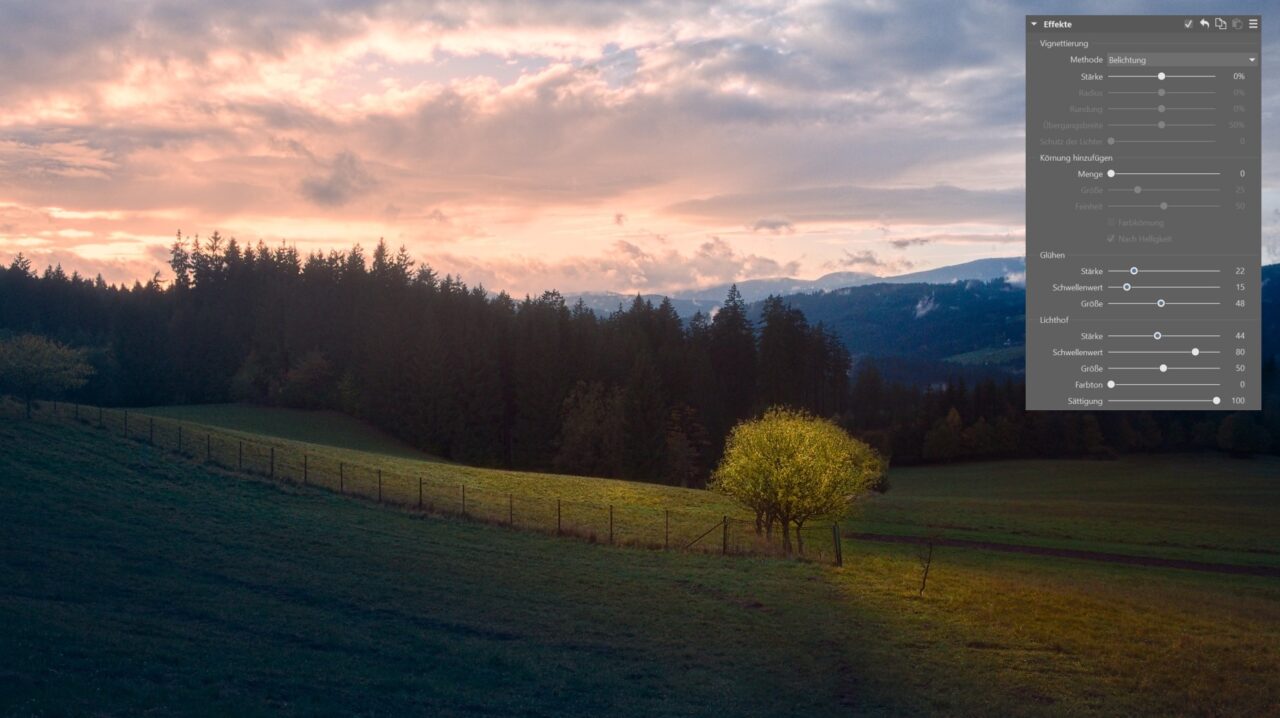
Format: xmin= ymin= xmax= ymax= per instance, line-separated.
xmin=751 ymin=279 xmax=1027 ymax=377
xmin=676 ymin=271 xmax=879 ymax=303
xmin=563 ymin=259 xmax=1276 ymax=386
xmin=565 ymin=292 xmax=710 ymax=318
xmin=876 ymin=257 xmax=1025 ymax=286
xmin=565 ymin=256 xmax=1026 ymax=317
xmin=755 ymin=262 xmax=1278 ymax=385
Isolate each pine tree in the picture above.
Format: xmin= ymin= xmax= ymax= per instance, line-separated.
xmin=622 ymin=353 xmax=668 ymax=481
xmin=708 ymin=285 xmax=757 ymax=441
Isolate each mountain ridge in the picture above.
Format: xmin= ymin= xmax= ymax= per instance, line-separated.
xmin=566 ymin=256 xmax=1027 ymax=317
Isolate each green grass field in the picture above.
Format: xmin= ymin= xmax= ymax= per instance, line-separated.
xmin=141 ymin=403 xmax=441 ymax=461
xmin=121 ymin=403 xmax=1280 ymax=570
xmin=69 ymin=402 xmax=757 ymax=555
xmin=861 ymin=456 xmax=1280 ymax=568
xmin=3 ymin=413 xmax=1280 ymax=716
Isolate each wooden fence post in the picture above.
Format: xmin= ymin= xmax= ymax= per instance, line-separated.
xmin=722 ymin=516 xmax=728 ymax=555
xmin=557 ymin=499 xmax=562 ymax=535
xmin=377 ymin=469 xmax=382 ymax=502
xmin=461 ymin=485 xmax=466 ymax=515
xmin=508 ymin=493 xmax=513 ymax=525
xmin=303 ymin=455 xmax=308 ymax=485
xmin=270 ymin=447 xmax=276 ymax=479
xmin=418 ymin=477 xmax=423 ymax=509
xmin=123 ymin=410 xmax=128 ymax=438
xmin=665 ymin=510 xmax=670 ymax=550
xmin=149 ymin=418 xmax=154 ymax=445
xmin=339 ymin=462 xmax=345 ymax=494
xmin=177 ymin=425 xmax=182 ymax=453
xmin=206 ymin=434 xmax=211 ymax=462
xmin=609 ymin=505 xmax=614 ymax=545
xmin=832 ymin=523 xmax=843 ymax=567
xmin=237 ymin=441 xmax=243 ymax=471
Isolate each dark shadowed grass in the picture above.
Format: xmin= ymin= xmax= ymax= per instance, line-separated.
xmin=140 ymin=403 xmax=441 ymax=462
xmin=0 ymin=417 xmax=909 ymax=716
xmin=2 ymin=416 xmax=1279 ymax=716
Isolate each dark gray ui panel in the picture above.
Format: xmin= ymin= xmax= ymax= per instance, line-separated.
xmin=1026 ymin=15 xmax=1261 ymax=411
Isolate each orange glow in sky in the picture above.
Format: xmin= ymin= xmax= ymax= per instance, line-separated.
xmin=0 ymin=2 xmax=1273 ymax=293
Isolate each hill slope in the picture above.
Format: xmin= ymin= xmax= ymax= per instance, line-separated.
xmin=141 ymin=403 xmax=442 ymax=462
xmin=765 ymin=279 xmax=1026 ymax=359
xmin=4 ymin=414 xmax=1280 ymax=716
xmin=103 ymin=403 xmax=1280 ymax=568
xmin=0 ymin=416 xmax=890 ymax=716
xmin=67 ymin=406 xmax=1269 ymax=568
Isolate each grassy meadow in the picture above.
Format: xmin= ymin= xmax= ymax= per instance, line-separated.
xmin=860 ymin=456 xmax=1280 ymax=568
xmin=127 ymin=403 xmax=1280 ymax=569
xmin=3 ymin=404 xmax=1279 ymax=715
xmin=120 ymin=403 xmax=754 ymax=553
xmin=140 ymin=403 xmax=442 ymax=461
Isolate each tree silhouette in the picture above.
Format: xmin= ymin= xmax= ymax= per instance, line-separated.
xmin=0 ymin=334 xmax=94 ymax=417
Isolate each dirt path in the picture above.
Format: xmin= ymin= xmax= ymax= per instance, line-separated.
xmin=847 ymin=532 xmax=1280 ymax=578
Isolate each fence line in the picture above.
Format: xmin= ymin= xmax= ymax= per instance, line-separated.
xmin=11 ymin=399 xmax=845 ymax=564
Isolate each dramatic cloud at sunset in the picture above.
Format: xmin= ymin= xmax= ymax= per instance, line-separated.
xmin=1 ymin=0 xmax=1275 ymax=294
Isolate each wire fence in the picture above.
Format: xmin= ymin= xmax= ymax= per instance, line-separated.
xmin=11 ymin=399 xmax=846 ymax=564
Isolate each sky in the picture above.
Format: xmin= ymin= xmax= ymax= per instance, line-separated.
xmin=0 ymin=0 xmax=1276 ymax=295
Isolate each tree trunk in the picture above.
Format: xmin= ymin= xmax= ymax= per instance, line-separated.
xmin=918 ymin=543 xmax=934 ymax=597
xmin=781 ymin=520 xmax=792 ymax=555
xmin=795 ymin=520 xmax=805 ymax=555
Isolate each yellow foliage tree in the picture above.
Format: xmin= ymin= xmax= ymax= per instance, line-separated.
xmin=712 ymin=407 xmax=885 ymax=554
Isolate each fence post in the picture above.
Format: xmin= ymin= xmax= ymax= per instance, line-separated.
xmin=418 ymin=477 xmax=423 ymax=510
xmin=461 ymin=485 xmax=466 ymax=515
xmin=238 ymin=441 xmax=243 ymax=471
xmin=149 ymin=418 xmax=154 ymax=445
xmin=270 ymin=447 xmax=276 ymax=479
xmin=832 ymin=523 xmax=843 ymax=567
xmin=339 ymin=462 xmax=345 ymax=494
xmin=377 ymin=469 xmax=382 ymax=503
xmin=508 ymin=494 xmax=513 ymax=525
xmin=206 ymin=434 xmax=211 ymax=462
xmin=722 ymin=516 xmax=728 ymax=555
xmin=557 ymin=499 xmax=562 ymax=535
xmin=609 ymin=505 xmax=614 ymax=545
xmin=123 ymin=410 xmax=128 ymax=438
xmin=303 ymin=455 xmax=308 ymax=485
xmin=665 ymin=509 xmax=670 ymax=550
xmin=52 ymin=400 xmax=57 ymax=417
xmin=177 ymin=425 xmax=182 ymax=453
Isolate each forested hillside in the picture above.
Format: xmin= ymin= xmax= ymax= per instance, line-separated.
xmin=2 ymin=238 xmax=1277 ymax=476
xmin=0 ymin=237 xmax=850 ymax=483
xmin=762 ymin=280 xmax=1025 ymax=360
